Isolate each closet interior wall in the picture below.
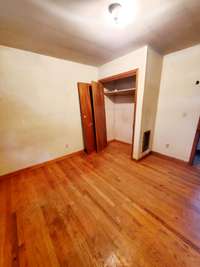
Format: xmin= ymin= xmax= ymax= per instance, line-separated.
xmin=103 ymin=76 xmax=136 ymax=144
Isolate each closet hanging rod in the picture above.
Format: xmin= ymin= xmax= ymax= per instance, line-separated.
xmin=104 ymin=88 xmax=136 ymax=96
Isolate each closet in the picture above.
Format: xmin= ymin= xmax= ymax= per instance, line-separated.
xmin=101 ymin=71 xmax=137 ymax=156
xmin=78 ymin=70 xmax=137 ymax=155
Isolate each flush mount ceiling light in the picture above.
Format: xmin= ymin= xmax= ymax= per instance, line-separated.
xmin=108 ymin=1 xmax=137 ymax=27
xmin=108 ymin=3 xmax=122 ymax=24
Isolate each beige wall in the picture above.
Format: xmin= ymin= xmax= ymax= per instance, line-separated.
xmin=104 ymin=77 xmax=135 ymax=144
xmin=140 ymin=47 xmax=163 ymax=156
xmin=0 ymin=46 xmax=97 ymax=175
xmin=105 ymin=96 xmax=115 ymax=141
xmin=99 ymin=46 xmax=148 ymax=159
xmin=3 ymin=43 xmax=197 ymax=175
xmin=153 ymin=45 xmax=200 ymax=161
xmin=105 ymin=95 xmax=134 ymax=144
xmin=114 ymin=96 xmax=134 ymax=144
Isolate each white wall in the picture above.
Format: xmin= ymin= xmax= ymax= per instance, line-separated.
xmin=99 ymin=46 xmax=148 ymax=159
xmin=0 ymin=46 xmax=97 ymax=175
xmin=114 ymin=95 xmax=134 ymax=144
xmin=105 ymin=96 xmax=115 ymax=141
xmin=140 ymin=47 xmax=163 ymax=156
xmin=153 ymin=45 xmax=200 ymax=161
xmin=104 ymin=77 xmax=135 ymax=144
xmin=105 ymin=95 xmax=134 ymax=144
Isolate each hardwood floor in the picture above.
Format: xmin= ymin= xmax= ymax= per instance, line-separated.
xmin=1 ymin=141 xmax=200 ymax=267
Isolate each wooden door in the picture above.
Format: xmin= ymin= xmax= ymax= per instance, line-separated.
xmin=78 ymin=83 xmax=96 ymax=153
xmin=91 ymin=81 xmax=107 ymax=152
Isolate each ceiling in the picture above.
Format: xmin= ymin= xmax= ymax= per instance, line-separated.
xmin=0 ymin=0 xmax=200 ymax=66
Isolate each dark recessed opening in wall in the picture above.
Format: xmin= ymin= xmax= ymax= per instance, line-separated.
xmin=193 ymin=136 xmax=200 ymax=167
xmin=142 ymin=130 xmax=151 ymax=152
xmin=189 ymin=117 xmax=200 ymax=167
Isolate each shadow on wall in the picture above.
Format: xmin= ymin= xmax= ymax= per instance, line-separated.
xmin=106 ymin=94 xmax=135 ymax=104
xmin=0 ymin=93 xmax=81 ymax=175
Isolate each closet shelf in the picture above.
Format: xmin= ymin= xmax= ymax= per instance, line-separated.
xmin=104 ymin=88 xmax=136 ymax=96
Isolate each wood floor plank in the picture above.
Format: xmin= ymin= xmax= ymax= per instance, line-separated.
xmin=84 ymin=149 xmax=200 ymax=251
xmin=45 ymin=165 xmax=122 ymax=267
xmin=67 ymin=154 xmax=200 ymax=266
xmin=11 ymin=172 xmax=60 ymax=267
xmin=34 ymin=167 xmax=104 ymax=267
xmin=0 ymin=141 xmax=200 ymax=266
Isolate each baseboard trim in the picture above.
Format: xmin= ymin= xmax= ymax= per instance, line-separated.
xmin=108 ymin=139 xmax=132 ymax=146
xmin=137 ymin=151 xmax=152 ymax=161
xmin=108 ymin=139 xmax=151 ymax=161
xmin=151 ymin=151 xmax=189 ymax=166
xmin=107 ymin=139 xmax=115 ymax=144
xmin=0 ymin=150 xmax=84 ymax=180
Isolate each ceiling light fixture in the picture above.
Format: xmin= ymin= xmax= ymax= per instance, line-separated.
xmin=108 ymin=3 xmax=123 ymax=24
xmin=108 ymin=1 xmax=137 ymax=27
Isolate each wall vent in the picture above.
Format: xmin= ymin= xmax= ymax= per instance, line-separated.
xmin=142 ymin=130 xmax=151 ymax=152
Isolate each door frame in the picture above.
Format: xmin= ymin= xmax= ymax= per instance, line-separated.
xmin=189 ymin=117 xmax=200 ymax=165
xmin=99 ymin=68 xmax=138 ymax=158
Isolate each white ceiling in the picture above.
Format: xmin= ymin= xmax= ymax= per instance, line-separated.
xmin=0 ymin=0 xmax=200 ymax=66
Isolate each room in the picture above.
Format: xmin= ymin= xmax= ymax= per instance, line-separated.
xmin=0 ymin=0 xmax=200 ymax=266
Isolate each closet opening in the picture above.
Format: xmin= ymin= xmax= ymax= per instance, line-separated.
xmin=99 ymin=69 xmax=138 ymax=158
xmin=78 ymin=69 xmax=138 ymax=157
xmin=89 ymin=84 xmax=97 ymax=148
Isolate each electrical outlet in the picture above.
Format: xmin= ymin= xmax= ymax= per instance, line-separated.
xmin=65 ymin=144 xmax=69 ymax=149
xmin=165 ymin=144 xmax=170 ymax=148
